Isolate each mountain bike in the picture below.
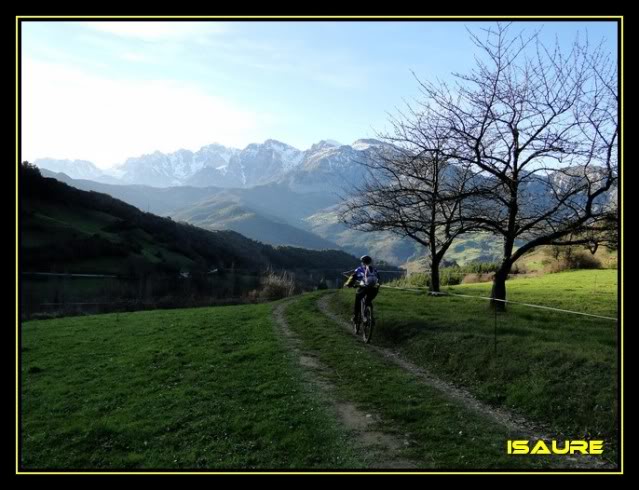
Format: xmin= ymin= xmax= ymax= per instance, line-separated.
xmin=342 ymin=271 xmax=376 ymax=344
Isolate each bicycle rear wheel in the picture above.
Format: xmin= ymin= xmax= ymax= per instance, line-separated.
xmin=362 ymin=305 xmax=373 ymax=343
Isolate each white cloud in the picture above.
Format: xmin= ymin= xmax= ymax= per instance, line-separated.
xmin=120 ymin=51 xmax=153 ymax=63
xmin=21 ymin=58 xmax=269 ymax=168
xmin=84 ymin=21 xmax=229 ymax=43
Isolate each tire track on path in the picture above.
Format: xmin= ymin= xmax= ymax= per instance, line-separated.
xmin=316 ymin=292 xmax=613 ymax=470
xmin=272 ymin=299 xmax=419 ymax=469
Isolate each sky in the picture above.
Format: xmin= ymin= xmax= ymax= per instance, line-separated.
xmin=21 ymin=20 xmax=618 ymax=169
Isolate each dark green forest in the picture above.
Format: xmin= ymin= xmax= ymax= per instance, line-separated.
xmin=20 ymin=162 xmax=361 ymax=276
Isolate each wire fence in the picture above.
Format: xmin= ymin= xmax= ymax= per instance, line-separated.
xmin=372 ymin=265 xmax=617 ymax=321
xmin=380 ymin=285 xmax=618 ymax=321
xmin=324 ymin=265 xmax=616 ymax=358
xmin=21 ymin=266 xmax=618 ymax=326
xmin=20 ymin=267 xmax=371 ymax=319
xmin=374 ymin=263 xmax=617 ymax=358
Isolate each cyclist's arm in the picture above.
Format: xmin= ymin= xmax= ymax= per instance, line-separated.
xmin=343 ymin=274 xmax=355 ymax=288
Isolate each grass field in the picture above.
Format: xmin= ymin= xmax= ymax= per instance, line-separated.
xmin=449 ymin=269 xmax=617 ymax=316
xmin=21 ymin=304 xmax=362 ymax=469
xmin=20 ymin=270 xmax=619 ymax=469
xmin=332 ymin=270 xmax=619 ymax=461
xmin=284 ymin=293 xmax=550 ymax=469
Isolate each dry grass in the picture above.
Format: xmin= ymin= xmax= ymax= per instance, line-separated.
xmin=258 ymin=269 xmax=296 ymax=300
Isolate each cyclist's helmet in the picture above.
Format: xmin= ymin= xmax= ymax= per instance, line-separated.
xmin=360 ymin=255 xmax=372 ymax=265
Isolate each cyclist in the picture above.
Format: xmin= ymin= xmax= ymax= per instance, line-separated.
xmin=344 ymin=255 xmax=380 ymax=328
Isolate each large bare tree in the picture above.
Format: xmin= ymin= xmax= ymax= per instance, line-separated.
xmin=339 ymin=114 xmax=480 ymax=292
xmin=411 ymin=23 xmax=618 ymax=306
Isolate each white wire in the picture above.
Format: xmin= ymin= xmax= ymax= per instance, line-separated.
xmin=380 ymin=285 xmax=618 ymax=321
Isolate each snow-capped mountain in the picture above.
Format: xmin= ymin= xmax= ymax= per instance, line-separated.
xmin=32 ymin=158 xmax=105 ymax=181
xmin=116 ymin=145 xmax=242 ymax=187
xmin=351 ymin=138 xmax=382 ymax=151
xmin=107 ymin=139 xmax=309 ymax=188
xmin=284 ymin=138 xmax=387 ymax=193
xmin=34 ymin=138 xmax=389 ymax=190
xmin=222 ymin=139 xmax=304 ymax=187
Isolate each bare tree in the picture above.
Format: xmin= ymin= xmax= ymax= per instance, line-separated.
xmin=339 ymin=113 xmax=479 ymax=292
xmin=412 ymin=23 xmax=618 ymax=307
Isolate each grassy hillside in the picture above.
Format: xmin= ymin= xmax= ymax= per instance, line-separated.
xmin=517 ymin=245 xmax=618 ymax=273
xmin=304 ymin=207 xmax=426 ymax=265
xmin=332 ymin=270 xmax=618 ymax=460
xmin=42 ymin=171 xmax=339 ymax=224
xmin=445 ymin=233 xmax=509 ymax=265
xmin=43 ymin=170 xmax=342 ymax=251
xmin=173 ymin=200 xmax=342 ymax=251
xmin=21 ymin=163 xmax=358 ymax=276
xmin=21 ymin=304 xmax=361 ymax=469
xmin=43 ymin=169 xmax=523 ymax=267
xmin=305 ymin=207 xmax=520 ymax=267
xmin=403 ymin=240 xmax=617 ymax=277
xmin=39 ymin=169 xmax=222 ymax=216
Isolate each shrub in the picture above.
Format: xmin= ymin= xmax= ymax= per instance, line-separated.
xmin=259 ymin=270 xmax=296 ymax=300
xmin=461 ymin=262 xmax=501 ymax=274
xmin=387 ymin=269 xmax=464 ymax=288
xmin=510 ymin=262 xmax=528 ymax=274
xmin=566 ymin=250 xmax=602 ymax=270
xmin=461 ymin=273 xmax=494 ymax=284
xmin=545 ymin=246 xmax=602 ymax=272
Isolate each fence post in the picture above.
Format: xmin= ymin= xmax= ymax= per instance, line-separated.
xmin=494 ymin=305 xmax=498 ymax=355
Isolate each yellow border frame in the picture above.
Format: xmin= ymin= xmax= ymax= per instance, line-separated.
xmin=15 ymin=14 xmax=624 ymax=476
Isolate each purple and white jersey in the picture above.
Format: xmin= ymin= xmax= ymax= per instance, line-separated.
xmin=354 ymin=265 xmax=379 ymax=286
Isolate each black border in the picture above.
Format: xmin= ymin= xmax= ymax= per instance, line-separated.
xmin=15 ymin=14 xmax=624 ymax=476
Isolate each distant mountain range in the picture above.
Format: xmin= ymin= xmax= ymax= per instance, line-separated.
xmin=35 ymin=138 xmax=385 ymax=192
xmin=34 ymin=158 xmax=110 ymax=182
xmin=34 ymin=138 xmax=429 ymax=265
xmin=35 ymin=138 xmax=612 ymax=266
xmin=39 ymin=167 xmax=430 ymax=264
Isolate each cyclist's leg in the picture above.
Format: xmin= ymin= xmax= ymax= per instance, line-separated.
xmin=361 ymin=290 xmax=370 ymax=321
xmin=364 ymin=286 xmax=377 ymax=307
xmin=354 ymin=288 xmax=365 ymax=321
xmin=364 ymin=287 xmax=377 ymax=321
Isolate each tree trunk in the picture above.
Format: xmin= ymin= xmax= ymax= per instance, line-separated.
xmin=490 ymin=262 xmax=511 ymax=310
xmin=430 ymin=256 xmax=441 ymax=293
xmin=492 ymin=233 xmax=516 ymax=310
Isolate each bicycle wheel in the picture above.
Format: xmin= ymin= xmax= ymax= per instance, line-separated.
xmin=362 ymin=305 xmax=373 ymax=343
xmin=352 ymin=313 xmax=360 ymax=335
xmin=359 ymin=297 xmax=367 ymax=336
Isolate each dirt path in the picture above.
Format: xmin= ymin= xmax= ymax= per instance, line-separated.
xmin=272 ymin=300 xmax=419 ymax=469
xmin=316 ymin=293 xmax=614 ymax=470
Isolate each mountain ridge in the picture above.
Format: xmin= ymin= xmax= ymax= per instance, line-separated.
xmin=34 ymin=138 xmax=385 ymax=190
xmin=22 ymin=163 xmax=360 ymax=277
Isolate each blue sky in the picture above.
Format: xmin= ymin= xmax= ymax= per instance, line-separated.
xmin=21 ymin=20 xmax=618 ymax=169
